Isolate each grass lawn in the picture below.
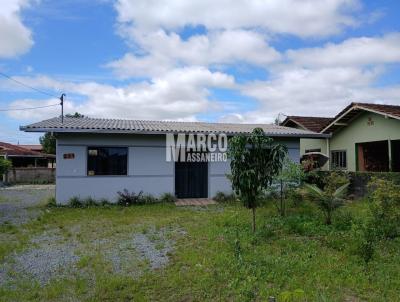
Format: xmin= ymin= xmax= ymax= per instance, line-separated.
xmin=1 ymin=200 xmax=400 ymax=301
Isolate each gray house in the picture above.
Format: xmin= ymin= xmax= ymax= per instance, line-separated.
xmin=21 ymin=117 xmax=327 ymax=204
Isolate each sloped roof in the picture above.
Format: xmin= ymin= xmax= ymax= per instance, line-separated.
xmin=20 ymin=117 xmax=329 ymax=138
xmin=281 ymin=116 xmax=333 ymax=132
xmin=0 ymin=142 xmax=54 ymax=158
xmin=321 ymin=102 xmax=400 ymax=133
xmin=18 ymin=144 xmax=43 ymax=152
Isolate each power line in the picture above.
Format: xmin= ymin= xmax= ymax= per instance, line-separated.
xmin=0 ymin=71 xmax=59 ymax=98
xmin=0 ymin=103 xmax=60 ymax=112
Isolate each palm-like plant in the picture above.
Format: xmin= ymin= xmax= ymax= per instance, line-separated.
xmin=304 ymin=182 xmax=349 ymax=225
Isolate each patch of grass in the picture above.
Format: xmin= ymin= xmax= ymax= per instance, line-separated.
xmin=0 ymin=200 xmax=400 ymax=301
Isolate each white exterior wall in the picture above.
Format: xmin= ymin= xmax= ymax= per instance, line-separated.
xmin=55 ymin=133 xmax=300 ymax=204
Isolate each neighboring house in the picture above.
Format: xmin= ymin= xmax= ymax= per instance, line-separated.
xmin=281 ymin=102 xmax=400 ymax=172
xmin=21 ymin=117 xmax=327 ymax=204
xmin=0 ymin=142 xmax=55 ymax=168
xmin=18 ymin=144 xmax=43 ymax=153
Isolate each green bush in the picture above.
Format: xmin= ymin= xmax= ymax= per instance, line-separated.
xmin=159 ymin=193 xmax=176 ymax=203
xmin=0 ymin=158 xmax=12 ymax=175
xmin=213 ymin=191 xmax=236 ymax=203
xmin=332 ymin=209 xmax=354 ymax=231
xmin=69 ymin=196 xmax=83 ymax=208
xmin=46 ymin=196 xmax=57 ymax=207
xmin=304 ymin=172 xmax=349 ymax=225
xmin=141 ymin=194 xmax=158 ymax=204
xmin=117 ymin=189 xmax=144 ymax=206
xmin=351 ymin=218 xmax=378 ymax=265
xmin=368 ymin=177 xmax=400 ymax=239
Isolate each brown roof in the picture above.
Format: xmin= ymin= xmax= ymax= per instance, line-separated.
xmin=321 ymin=102 xmax=400 ymax=133
xmin=281 ymin=116 xmax=332 ymax=132
xmin=0 ymin=142 xmax=54 ymax=158
xmin=18 ymin=144 xmax=43 ymax=152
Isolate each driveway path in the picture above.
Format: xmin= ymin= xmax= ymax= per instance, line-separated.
xmin=0 ymin=185 xmax=55 ymax=225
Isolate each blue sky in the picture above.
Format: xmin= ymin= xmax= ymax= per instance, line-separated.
xmin=1 ymin=0 xmax=400 ymax=143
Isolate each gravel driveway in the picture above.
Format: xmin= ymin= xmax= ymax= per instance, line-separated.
xmin=0 ymin=184 xmax=55 ymax=225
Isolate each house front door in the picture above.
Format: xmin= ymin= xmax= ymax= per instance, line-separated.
xmin=175 ymin=159 xmax=208 ymax=199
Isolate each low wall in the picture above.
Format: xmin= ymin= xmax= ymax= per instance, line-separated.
xmin=5 ymin=168 xmax=56 ymax=184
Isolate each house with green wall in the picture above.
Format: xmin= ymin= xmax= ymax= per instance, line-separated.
xmin=281 ymin=103 xmax=400 ymax=172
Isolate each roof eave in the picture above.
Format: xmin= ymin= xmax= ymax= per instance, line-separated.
xmin=21 ymin=127 xmax=330 ymax=138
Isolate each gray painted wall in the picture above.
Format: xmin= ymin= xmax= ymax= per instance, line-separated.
xmin=55 ymin=133 xmax=300 ymax=204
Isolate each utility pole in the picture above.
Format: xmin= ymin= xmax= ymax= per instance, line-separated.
xmin=60 ymin=93 xmax=66 ymax=123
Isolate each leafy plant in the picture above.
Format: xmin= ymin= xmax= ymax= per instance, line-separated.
xmin=367 ymin=177 xmax=400 ymax=239
xmin=69 ymin=196 xmax=83 ymax=208
xmin=39 ymin=132 xmax=56 ymax=154
xmin=46 ymin=196 xmax=57 ymax=208
xmin=117 ymin=189 xmax=144 ymax=206
xmin=0 ymin=157 xmax=12 ymax=175
xmin=352 ymin=218 xmax=378 ymax=265
xmin=159 ymin=193 xmax=176 ymax=203
xmin=213 ymin=191 xmax=236 ymax=203
xmin=141 ymin=194 xmax=158 ymax=204
xmin=304 ymin=181 xmax=349 ymax=225
xmin=228 ymin=128 xmax=287 ymax=232
xmin=274 ymin=157 xmax=306 ymax=216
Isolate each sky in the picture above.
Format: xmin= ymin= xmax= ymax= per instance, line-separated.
xmin=1 ymin=0 xmax=400 ymax=144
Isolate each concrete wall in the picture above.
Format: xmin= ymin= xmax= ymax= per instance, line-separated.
xmin=55 ymin=133 xmax=301 ymax=204
xmin=6 ymin=167 xmax=55 ymax=184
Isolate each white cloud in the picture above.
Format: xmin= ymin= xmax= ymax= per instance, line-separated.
xmin=287 ymin=33 xmax=400 ymax=67
xmin=234 ymin=66 xmax=400 ymax=123
xmin=108 ymin=29 xmax=281 ymax=78
xmin=115 ymin=0 xmax=359 ymax=37
xmin=0 ymin=0 xmax=34 ymax=58
xmin=7 ymin=67 xmax=235 ymax=121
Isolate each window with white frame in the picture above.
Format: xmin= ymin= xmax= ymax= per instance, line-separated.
xmin=331 ymin=150 xmax=347 ymax=169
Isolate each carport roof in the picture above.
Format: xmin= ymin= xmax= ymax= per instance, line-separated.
xmin=20 ymin=117 xmax=330 ymax=138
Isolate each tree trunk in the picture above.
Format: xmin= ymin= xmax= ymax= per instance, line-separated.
xmin=252 ymin=206 xmax=256 ymax=232
xmin=280 ymin=180 xmax=284 ymax=216
xmin=326 ymin=211 xmax=332 ymax=225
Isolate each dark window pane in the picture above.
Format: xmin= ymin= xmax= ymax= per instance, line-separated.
xmin=331 ymin=150 xmax=347 ymax=169
xmin=87 ymin=147 xmax=127 ymax=176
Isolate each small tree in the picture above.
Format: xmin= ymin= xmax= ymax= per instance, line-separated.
xmin=228 ymin=128 xmax=287 ymax=232
xmin=274 ymin=157 xmax=305 ymax=216
xmin=0 ymin=157 xmax=12 ymax=183
xmin=39 ymin=132 xmax=56 ymax=154
xmin=0 ymin=157 xmax=12 ymax=175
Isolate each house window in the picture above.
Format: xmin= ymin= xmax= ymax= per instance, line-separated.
xmin=305 ymin=148 xmax=321 ymax=153
xmin=331 ymin=150 xmax=347 ymax=170
xmin=87 ymin=147 xmax=127 ymax=176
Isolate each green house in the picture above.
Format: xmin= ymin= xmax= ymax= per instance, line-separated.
xmin=281 ymin=103 xmax=400 ymax=172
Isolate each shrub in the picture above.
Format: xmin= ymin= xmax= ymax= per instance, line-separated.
xmin=367 ymin=177 xmax=400 ymax=239
xmin=117 ymin=189 xmax=144 ymax=206
xmin=352 ymin=218 xmax=378 ymax=265
xmin=304 ymin=172 xmax=349 ymax=225
xmin=159 ymin=193 xmax=176 ymax=203
xmin=213 ymin=191 xmax=236 ymax=203
xmin=46 ymin=196 xmax=57 ymax=208
xmin=141 ymin=194 xmax=158 ymax=204
xmin=99 ymin=198 xmax=112 ymax=206
xmin=83 ymin=197 xmax=98 ymax=207
xmin=69 ymin=196 xmax=83 ymax=208
xmin=332 ymin=209 xmax=354 ymax=231
xmin=0 ymin=158 xmax=12 ymax=175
